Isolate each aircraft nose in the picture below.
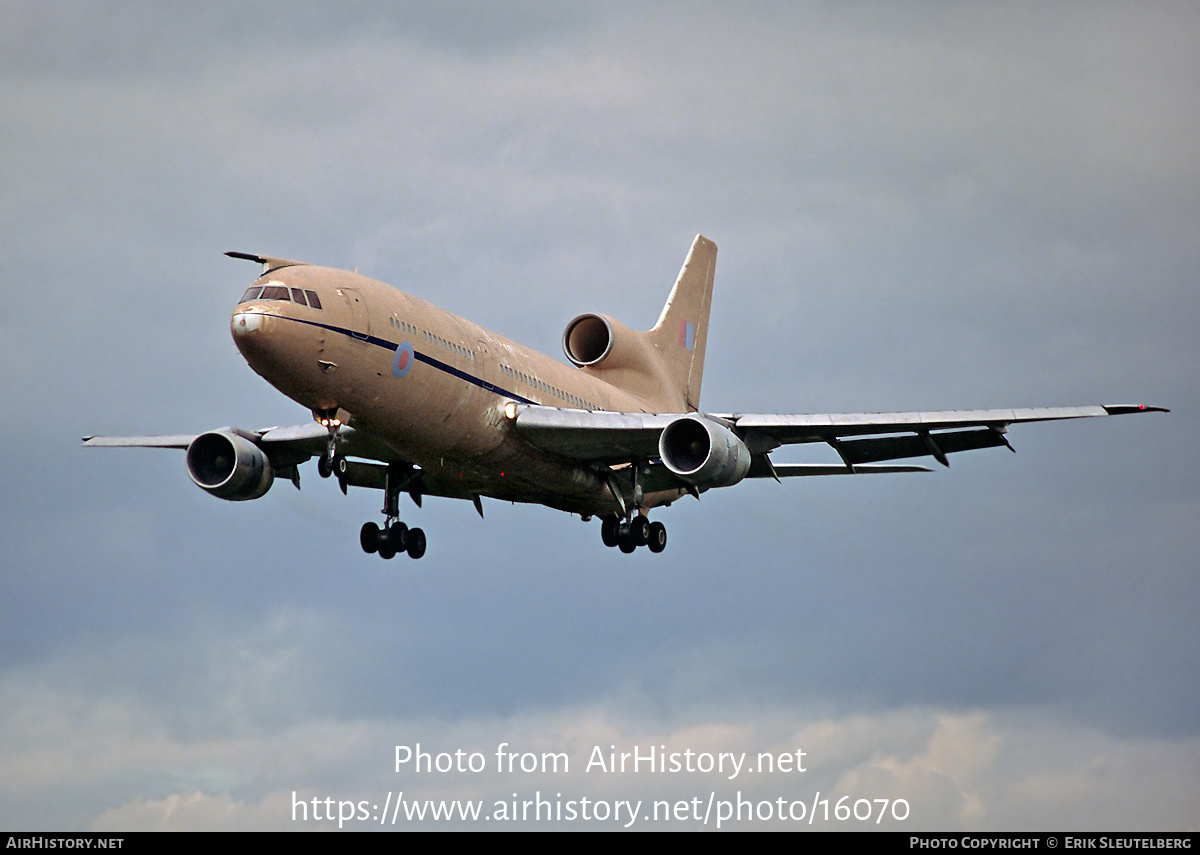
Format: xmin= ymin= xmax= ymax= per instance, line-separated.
xmin=231 ymin=309 xmax=276 ymax=367
xmin=231 ymin=310 xmax=264 ymax=338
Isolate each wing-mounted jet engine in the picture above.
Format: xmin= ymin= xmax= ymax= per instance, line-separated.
xmin=658 ymin=414 xmax=751 ymax=488
xmin=186 ymin=429 xmax=274 ymax=500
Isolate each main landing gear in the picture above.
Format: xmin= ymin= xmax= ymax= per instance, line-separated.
xmin=598 ymin=457 xmax=666 ymax=554
xmin=317 ymin=435 xmax=426 ymax=560
xmin=311 ymin=414 xmax=427 ymax=560
xmin=600 ymin=514 xmax=667 ymax=554
xmin=360 ymin=519 xmax=426 ymax=560
xmin=360 ymin=461 xmax=426 ymax=560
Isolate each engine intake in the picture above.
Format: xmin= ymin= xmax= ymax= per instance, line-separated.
xmin=562 ymin=314 xmax=615 ymax=367
xmin=659 ymin=415 xmax=751 ymax=488
xmin=186 ymin=430 xmax=274 ymax=500
xmin=562 ymin=312 xmax=659 ymax=373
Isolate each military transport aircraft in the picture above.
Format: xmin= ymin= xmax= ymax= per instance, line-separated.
xmin=84 ymin=236 xmax=1165 ymax=559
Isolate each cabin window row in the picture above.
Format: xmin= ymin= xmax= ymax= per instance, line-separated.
xmin=420 ymin=327 xmax=476 ymax=361
xmin=499 ymin=364 xmax=593 ymax=410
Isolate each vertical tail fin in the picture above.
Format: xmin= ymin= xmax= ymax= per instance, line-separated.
xmin=648 ymin=235 xmax=717 ymax=412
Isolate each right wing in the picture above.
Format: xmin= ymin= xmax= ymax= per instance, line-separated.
xmin=712 ymin=404 xmax=1168 ymax=468
xmin=511 ymin=403 xmax=1167 ymax=489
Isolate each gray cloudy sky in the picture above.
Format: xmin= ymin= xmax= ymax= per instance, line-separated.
xmin=1 ymin=1 xmax=1197 ymax=831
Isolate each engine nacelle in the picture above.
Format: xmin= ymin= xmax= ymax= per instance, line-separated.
xmin=659 ymin=415 xmax=751 ymax=488
xmin=563 ymin=313 xmax=615 ymax=366
xmin=186 ymin=430 xmax=274 ymax=501
xmin=562 ymin=313 xmax=654 ymax=371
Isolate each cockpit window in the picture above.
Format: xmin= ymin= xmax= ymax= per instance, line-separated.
xmin=237 ymin=283 xmax=323 ymax=309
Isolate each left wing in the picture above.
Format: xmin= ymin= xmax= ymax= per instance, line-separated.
xmin=83 ymin=422 xmax=400 ymax=462
xmin=512 ymin=403 xmax=1167 ymax=479
xmin=82 ymin=433 xmax=198 ymax=449
xmin=83 ymin=423 xmax=464 ymax=501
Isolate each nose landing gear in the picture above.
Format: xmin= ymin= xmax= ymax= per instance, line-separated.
xmin=315 ymin=409 xmax=345 ymax=479
xmin=317 ymin=450 xmax=342 ymax=479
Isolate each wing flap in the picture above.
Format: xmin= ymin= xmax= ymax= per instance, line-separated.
xmin=720 ymin=404 xmax=1166 ymax=443
xmin=834 ymin=427 xmax=1008 ymax=466
xmin=762 ymin=463 xmax=933 ymax=477
xmin=513 ymin=407 xmax=675 ymax=461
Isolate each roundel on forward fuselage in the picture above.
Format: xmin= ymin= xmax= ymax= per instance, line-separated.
xmin=393 ymin=342 xmax=415 ymax=378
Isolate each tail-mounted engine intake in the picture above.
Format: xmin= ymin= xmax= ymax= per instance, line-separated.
xmin=186 ymin=430 xmax=274 ymax=500
xmin=562 ymin=314 xmax=613 ymax=366
xmin=659 ymin=415 xmax=751 ymax=488
xmin=562 ymin=313 xmax=657 ymax=371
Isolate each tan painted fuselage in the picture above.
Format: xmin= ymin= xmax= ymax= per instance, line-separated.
xmin=87 ymin=236 xmax=1166 ymax=557
xmin=230 ymin=261 xmax=690 ymax=516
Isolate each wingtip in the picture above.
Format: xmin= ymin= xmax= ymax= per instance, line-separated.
xmin=1102 ymin=404 xmax=1169 ymax=415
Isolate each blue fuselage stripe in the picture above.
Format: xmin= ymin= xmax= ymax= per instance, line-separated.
xmin=270 ymin=312 xmax=537 ymax=405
